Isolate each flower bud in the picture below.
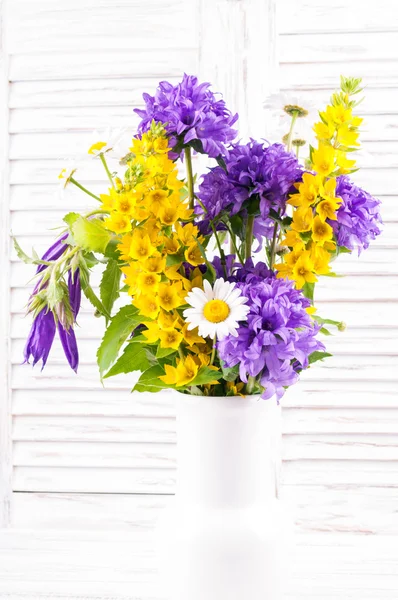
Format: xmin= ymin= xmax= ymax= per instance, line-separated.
xmin=338 ymin=321 xmax=346 ymax=332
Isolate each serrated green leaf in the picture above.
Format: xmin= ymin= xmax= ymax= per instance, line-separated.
xmin=320 ymin=327 xmax=332 ymax=336
xmin=72 ymin=217 xmax=111 ymax=254
xmin=156 ymin=346 xmax=177 ymax=359
xmin=189 ymin=367 xmax=223 ymax=387
xmin=81 ymin=279 xmax=111 ymax=321
xmin=221 ymin=362 xmax=239 ymax=382
xmin=133 ymin=365 xmax=172 ymax=393
xmin=97 ymin=305 xmax=143 ymax=377
xmin=103 ymin=341 xmax=150 ymax=379
xmin=13 ymin=237 xmax=38 ymax=265
xmin=100 ymin=259 xmax=121 ymax=319
xmin=63 ymin=212 xmax=80 ymax=228
xmin=104 ymin=239 xmax=122 ymax=260
xmin=308 ymin=351 xmax=333 ymax=365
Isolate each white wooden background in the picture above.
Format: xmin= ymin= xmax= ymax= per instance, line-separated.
xmin=1 ymin=0 xmax=398 ymax=598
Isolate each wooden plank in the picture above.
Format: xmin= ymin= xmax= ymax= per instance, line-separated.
xmin=282 ymin=459 xmax=398 ymax=487
xmin=0 ymin=0 xmax=12 ymax=527
xmin=280 ymin=0 xmax=398 ymax=34
xmin=280 ymin=60 xmax=398 ymax=89
xmin=10 ymin=487 xmax=398 ymax=535
xmin=7 ymin=0 xmax=198 ymax=53
xmin=9 ymin=77 xmax=175 ymax=109
xmin=9 ymin=48 xmax=198 ymax=81
xmin=284 ymin=433 xmax=398 ymax=461
xmin=11 ymin=405 xmax=398 ymax=445
xmin=280 ymin=31 xmax=398 ymax=63
xmin=13 ymin=465 xmax=176 ymax=494
xmin=12 ymin=433 xmax=398 ymax=468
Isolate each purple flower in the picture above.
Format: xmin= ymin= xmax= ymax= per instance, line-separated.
xmin=134 ymin=74 xmax=238 ymax=158
xmin=197 ymin=140 xmax=303 ymax=234
xmin=24 ymin=240 xmax=81 ymax=372
xmin=217 ymin=277 xmax=324 ymax=401
xmin=23 ymin=308 xmax=56 ymax=369
xmin=333 ymin=176 xmax=382 ymax=253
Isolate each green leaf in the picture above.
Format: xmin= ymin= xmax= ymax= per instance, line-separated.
xmin=72 ymin=217 xmax=111 ymax=254
xmin=104 ymin=239 xmax=122 ymax=260
xmin=79 ymin=263 xmax=111 ymax=320
xmin=156 ymin=346 xmax=177 ymax=359
xmin=97 ymin=305 xmax=143 ymax=377
xmin=189 ymin=367 xmax=223 ymax=387
xmin=104 ymin=341 xmax=151 ymax=379
xmin=302 ymin=281 xmax=315 ymax=302
xmin=320 ymin=327 xmax=332 ymax=336
xmin=63 ymin=212 xmax=80 ymax=228
xmin=323 ymin=272 xmax=344 ymax=278
xmin=193 ymin=236 xmax=216 ymax=282
xmin=221 ymin=362 xmax=239 ymax=382
xmin=13 ymin=237 xmax=37 ymax=265
xmin=166 ymin=251 xmax=185 ymax=267
xmin=313 ymin=315 xmax=342 ymax=328
xmin=133 ymin=365 xmax=172 ymax=393
xmin=308 ymin=351 xmax=333 ymax=365
xmin=100 ymin=259 xmax=122 ymax=319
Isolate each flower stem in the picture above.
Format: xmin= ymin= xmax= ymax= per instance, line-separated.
xmin=286 ymin=112 xmax=299 ymax=152
xmin=70 ymin=177 xmax=101 ymax=202
xmin=184 ymin=146 xmax=195 ymax=210
xmin=99 ymin=153 xmax=115 ymax=189
xmin=245 ymin=375 xmax=256 ymax=395
xmin=269 ymin=218 xmax=279 ymax=270
xmin=223 ymin=220 xmax=244 ymax=263
xmin=245 ymin=215 xmax=254 ymax=261
xmin=210 ymin=335 xmax=217 ymax=366
xmin=210 ymin=222 xmax=227 ymax=278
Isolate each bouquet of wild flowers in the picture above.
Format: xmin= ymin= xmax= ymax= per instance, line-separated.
xmin=17 ymin=75 xmax=382 ymax=400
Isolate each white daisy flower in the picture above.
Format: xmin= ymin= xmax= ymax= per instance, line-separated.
xmin=264 ymin=91 xmax=319 ymax=120
xmin=87 ymin=128 xmax=129 ymax=157
xmin=266 ymin=116 xmax=315 ymax=150
xmin=183 ymin=278 xmax=250 ymax=340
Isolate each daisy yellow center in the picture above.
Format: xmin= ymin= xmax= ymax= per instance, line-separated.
xmin=203 ymin=299 xmax=230 ymax=324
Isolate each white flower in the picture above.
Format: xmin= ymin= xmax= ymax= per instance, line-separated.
xmin=87 ymin=128 xmax=129 ymax=157
xmin=265 ymin=116 xmax=315 ymax=153
xmin=264 ymin=91 xmax=319 ymax=121
xmin=183 ymin=278 xmax=250 ymax=340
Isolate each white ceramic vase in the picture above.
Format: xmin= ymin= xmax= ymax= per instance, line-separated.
xmin=156 ymin=393 xmax=294 ymax=600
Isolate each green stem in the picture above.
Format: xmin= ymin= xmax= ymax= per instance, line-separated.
xmin=223 ymin=220 xmax=244 ymax=263
xmin=286 ymin=112 xmax=299 ymax=152
xmin=210 ymin=335 xmax=217 ymax=366
xmin=245 ymin=375 xmax=256 ymax=395
xmin=269 ymin=217 xmax=279 ymax=269
xmin=210 ymin=223 xmax=227 ymax=278
xmin=99 ymin=153 xmax=115 ymax=189
xmin=70 ymin=177 xmax=101 ymax=202
xmin=245 ymin=215 xmax=254 ymax=262
xmin=184 ymin=147 xmax=195 ymax=210
xmin=84 ymin=209 xmax=110 ymax=219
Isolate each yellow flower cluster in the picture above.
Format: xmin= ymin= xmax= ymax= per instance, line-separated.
xmin=276 ymin=83 xmax=363 ymax=290
xmin=105 ymin=125 xmax=213 ymax=384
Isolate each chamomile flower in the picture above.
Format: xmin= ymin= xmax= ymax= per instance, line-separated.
xmin=264 ymin=92 xmax=318 ymax=120
xmin=183 ymin=278 xmax=249 ymax=340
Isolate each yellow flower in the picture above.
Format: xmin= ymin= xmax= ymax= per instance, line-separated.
xmin=184 ymin=242 xmax=204 ymax=267
xmin=290 ymin=173 xmax=321 ymax=207
xmin=291 ymin=206 xmax=314 ymax=232
xmin=147 ymin=188 xmax=169 ymax=215
xmin=336 ymin=151 xmax=356 ymax=174
xmin=136 ymin=271 xmax=161 ymax=295
xmin=118 ymin=233 xmax=133 ymax=261
xmin=291 ymin=252 xmax=318 ymax=289
xmin=336 ymin=124 xmax=360 ymax=147
xmin=160 ymin=355 xmax=199 ymax=387
xmin=310 ymin=244 xmax=331 ymax=275
xmin=320 ymin=177 xmax=337 ymax=200
xmin=103 ymin=212 xmax=132 ymax=234
xmin=142 ymin=322 xmax=161 ymax=343
xmin=313 ymin=121 xmax=335 ymax=142
xmin=275 ymin=262 xmax=294 ymax=279
xmin=129 ymin=232 xmax=156 ymax=261
xmin=142 ymin=256 xmax=166 ymax=274
xmin=153 ymin=137 xmax=170 ymax=154
xmin=281 ymin=229 xmax=305 ymax=250
xmin=99 ymin=191 xmax=116 ymax=211
xmin=158 ymin=282 xmax=183 ymax=311
xmin=88 ymin=141 xmax=107 ymax=155
xmin=158 ymin=202 xmax=180 ymax=226
xmin=226 ymin=381 xmax=245 ymax=397
xmin=158 ymin=310 xmax=179 ymax=329
xmin=175 ymin=222 xmax=199 ymax=246
xmin=317 ymin=197 xmax=341 ymax=221
xmin=311 ymin=216 xmax=334 ymax=246
xmin=133 ymin=295 xmax=160 ymax=319
xmin=182 ymin=324 xmax=205 ymax=347
xmin=114 ymin=192 xmax=137 ymax=216
xmin=158 ymin=327 xmax=184 ymax=350
xmin=311 ymin=144 xmax=336 ymax=176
